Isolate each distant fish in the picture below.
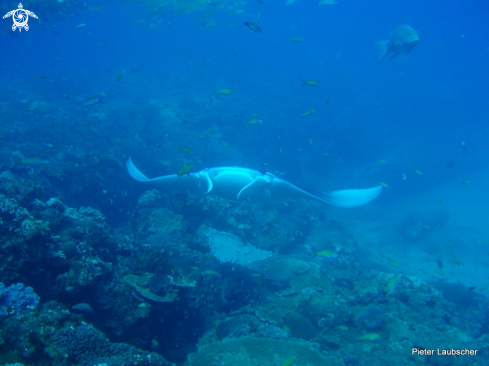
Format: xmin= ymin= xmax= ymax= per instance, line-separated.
xmin=315 ymin=250 xmax=338 ymax=259
xmin=324 ymin=94 xmax=331 ymax=105
xmin=75 ymin=23 xmax=86 ymax=28
xmin=301 ymin=79 xmax=320 ymax=87
xmin=83 ymin=97 xmax=104 ymax=106
xmin=215 ymin=88 xmax=234 ymax=95
xmin=461 ymin=141 xmax=467 ymax=155
xmin=244 ymin=118 xmax=262 ymax=127
xmin=376 ymin=24 xmax=419 ymax=64
xmin=19 ymin=158 xmax=49 ymax=165
xmin=178 ymin=163 xmax=194 ymax=177
xmin=358 ymin=333 xmax=381 ymax=341
xmin=459 ymin=180 xmax=469 ymax=185
xmin=302 ymin=109 xmax=315 ymax=117
xmin=72 ymin=303 xmax=93 ymax=314
xmin=243 ymin=21 xmax=261 ymax=32
xmin=117 ymin=70 xmax=125 ymax=82
xmin=280 ymin=356 xmax=297 ymax=366
xmin=436 ymin=258 xmax=443 ymax=269
xmin=385 ymin=273 xmax=402 ymax=296
xmin=445 ymin=161 xmax=454 ymax=168
xmin=289 ymin=37 xmax=304 ymax=43
xmin=388 ymin=258 xmax=400 ymax=267
xmin=181 ymin=147 xmax=192 ymax=153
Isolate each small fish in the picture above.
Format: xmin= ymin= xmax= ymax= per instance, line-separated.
xmin=323 ymin=152 xmax=329 ymax=156
xmin=315 ymin=250 xmax=338 ymax=259
xmin=243 ymin=21 xmax=261 ymax=32
xmin=378 ymin=181 xmax=389 ymax=188
xmin=436 ymin=258 xmax=443 ymax=269
xmin=309 ymin=138 xmax=313 ymax=145
xmin=358 ymin=333 xmax=381 ymax=341
xmin=138 ymin=302 xmax=151 ymax=309
xmin=335 ymin=325 xmax=349 ymax=332
xmin=414 ymin=169 xmax=423 ymax=175
xmin=324 ymin=94 xmax=332 ymax=105
xmin=388 ymin=258 xmax=400 ymax=267
xmin=302 ymin=109 xmax=315 ymax=117
xmin=75 ymin=23 xmax=86 ymax=28
xmin=435 ymin=269 xmax=445 ymax=276
xmin=461 ymin=141 xmax=467 ymax=155
xmin=282 ymin=201 xmax=288 ymax=207
xmin=181 ymin=147 xmax=192 ymax=153
xmin=289 ymin=37 xmax=304 ymax=43
xmin=459 ymin=180 xmax=469 ymax=185
xmin=446 ymin=161 xmax=455 ymax=168
xmin=421 ymin=225 xmax=430 ymax=229
xmin=71 ymin=303 xmax=94 ymax=313
xmin=280 ymin=356 xmax=297 ymax=366
xmin=202 ymin=270 xmax=220 ymax=276
xmin=385 ymin=273 xmax=402 ymax=296
xmin=283 ymin=325 xmax=292 ymax=333
xmin=19 ymin=158 xmax=49 ymax=165
xmin=36 ymin=75 xmax=48 ymax=79
xmin=301 ymin=79 xmax=321 ymax=87
xmin=468 ymin=286 xmax=476 ymax=291
xmin=178 ymin=163 xmax=194 ymax=177
xmin=245 ymin=119 xmax=261 ymax=127
xmin=83 ymin=97 xmax=104 ymax=106
xmin=215 ymin=88 xmax=234 ymax=95
xmin=44 ymin=143 xmax=54 ymax=148
xmin=117 ymin=70 xmax=125 ymax=82
xmin=378 ymin=159 xmax=387 ymax=164
xmin=450 ymin=255 xmax=464 ymax=266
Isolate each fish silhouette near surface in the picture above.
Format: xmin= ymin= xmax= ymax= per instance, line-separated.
xmin=376 ymin=25 xmax=419 ymax=64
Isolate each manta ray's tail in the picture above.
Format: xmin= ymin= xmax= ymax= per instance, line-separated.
xmin=317 ymin=186 xmax=383 ymax=208
xmin=126 ymin=157 xmax=151 ymax=182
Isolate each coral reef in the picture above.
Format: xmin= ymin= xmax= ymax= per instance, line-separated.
xmin=0 ymin=283 xmax=39 ymax=317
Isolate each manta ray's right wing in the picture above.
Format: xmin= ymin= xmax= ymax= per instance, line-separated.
xmin=316 ymin=186 xmax=383 ymax=208
xmin=268 ymin=175 xmax=383 ymax=208
xmin=126 ymin=158 xmax=201 ymax=194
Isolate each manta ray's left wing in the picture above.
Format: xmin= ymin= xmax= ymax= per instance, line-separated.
xmin=126 ymin=158 xmax=202 ymax=194
xmin=268 ymin=176 xmax=382 ymax=208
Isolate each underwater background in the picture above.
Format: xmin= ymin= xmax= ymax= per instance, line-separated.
xmin=1 ymin=0 xmax=489 ymax=365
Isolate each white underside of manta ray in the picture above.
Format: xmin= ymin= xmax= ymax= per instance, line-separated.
xmin=126 ymin=158 xmax=383 ymax=208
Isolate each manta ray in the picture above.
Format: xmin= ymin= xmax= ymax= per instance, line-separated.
xmin=126 ymin=158 xmax=383 ymax=208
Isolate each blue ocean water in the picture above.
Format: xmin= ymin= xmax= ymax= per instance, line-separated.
xmin=1 ymin=0 xmax=489 ymax=365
